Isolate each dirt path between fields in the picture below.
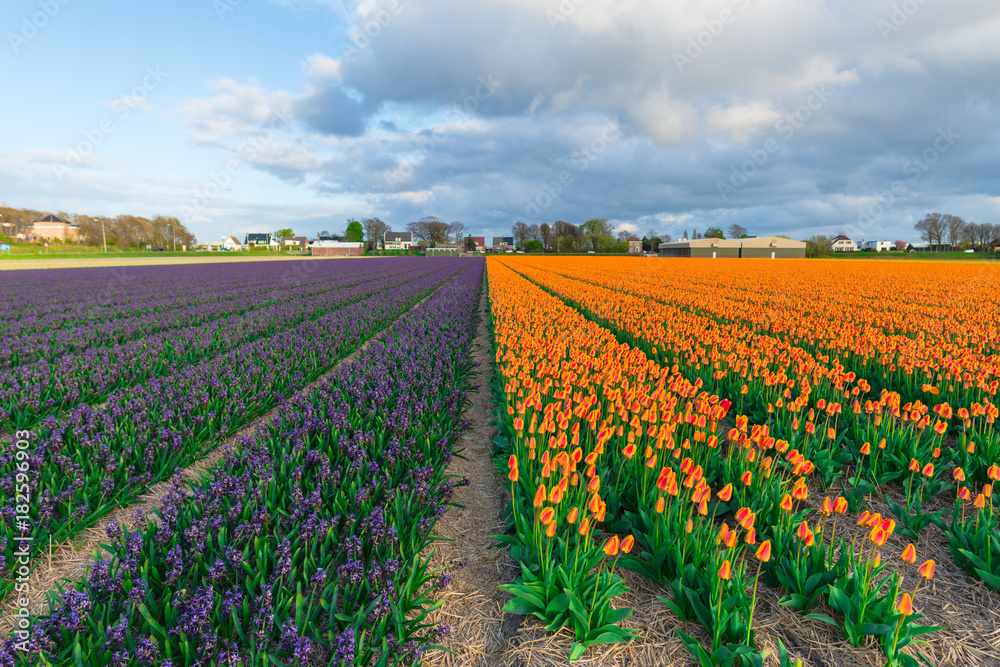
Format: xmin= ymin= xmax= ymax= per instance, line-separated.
xmin=421 ymin=271 xmax=522 ymax=666
xmin=0 ymin=278 xmax=454 ymax=633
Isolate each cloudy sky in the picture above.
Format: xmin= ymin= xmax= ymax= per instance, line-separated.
xmin=2 ymin=0 xmax=998 ymax=243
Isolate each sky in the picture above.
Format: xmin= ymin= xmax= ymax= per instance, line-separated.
xmin=1 ymin=0 xmax=999 ymax=244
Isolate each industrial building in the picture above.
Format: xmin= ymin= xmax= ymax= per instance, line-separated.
xmin=658 ymin=236 xmax=806 ymax=259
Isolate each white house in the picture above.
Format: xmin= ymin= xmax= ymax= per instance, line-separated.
xmin=383 ymin=231 xmax=413 ymax=250
xmin=860 ymin=240 xmax=893 ymax=252
xmin=222 ymin=236 xmax=242 ymax=251
xmin=831 ymin=234 xmax=859 ymax=252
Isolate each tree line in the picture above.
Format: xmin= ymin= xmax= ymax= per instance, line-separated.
xmin=0 ymin=206 xmax=197 ymax=249
xmin=913 ymin=213 xmax=999 ymax=252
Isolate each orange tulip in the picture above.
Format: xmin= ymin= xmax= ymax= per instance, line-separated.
xmin=533 ymin=485 xmax=546 ymax=509
xmin=860 ymin=442 xmax=871 ymax=456
xmin=872 ymin=550 xmax=882 ymax=567
xmin=779 ymin=494 xmax=793 ymax=512
xmin=740 ymin=470 xmax=752 ymax=486
xmin=953 ymin=468 xmax=966 ymax=482
xmin=896 ymin=593 xmax=914 ymax=616
xmin=540 ymin=507 xmax=555 ymax=525
xmin=820 ymin=497 xmax=833 ymax=516
xmin=546 ymin=520 xmax=556 ymax=537
xmin=869 ymin=526 xmax=888 ymax=546
xmin=833 ymin=497 xmax=848 ymax=514
xmin=717 ymin=483 xmax=733 ymax=502
xmin=718 ymin=559 xmax=732 ymax=580
xmin=621 ymin=535 xmax=635 ymax=554
xmin=754 ymin=540 xmax=772 ymax=563
xmin=901 ymin=544 xmax=916 ymax=564
xmin=921 ymin=463 xmax=934 ymax=478
xmin=655 ymin=496 xmax=665 ymax=513
xmin=567 ymin=507 xmax=579 ymax=524
xmin=974 ymin=493 xmax=986 ymax=509
xmin=908 ymin=459 xmax=920 ymax=473
xmin=957 ymin=486 xmax=971 ymax=501
xmin=918 ymin=559 xmax=935 ymax=580
xmin=508 ymin=466 xmax=518 ymax=482
xmin=578 ymin=517 xmax=590 ymax=535
xmin=988 ymin=464 xmax=1000 ymax=481
xmin=796 ymin=520 xmax=810 ymax=541
xmin=744 ymin=528 xmax=756 ymax=545
xmin=603 ymin=535 xmax=620 ymax=556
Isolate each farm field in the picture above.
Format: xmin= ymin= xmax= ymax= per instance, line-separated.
xmin=2 ymin=255 xmax=999 ymax=667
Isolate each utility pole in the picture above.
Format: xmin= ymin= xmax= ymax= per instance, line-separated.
xmin=102 ymin=219 xmax=107 ymax=253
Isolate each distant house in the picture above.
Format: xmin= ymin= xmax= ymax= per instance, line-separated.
xmin=245 ymin=233 xmax=273 ymax=248
xmin=859 ymin=240 xmax=892 ymax=252
xmin=26 ymin=214 xmax=80 ymax=243
xmin=222 ymin=236 xmax=242 ymax=251
xmin=384 ymin=231 xmax=413 ymax=251
xmin=628 ymin=237 xmax=642 ymax=254
xmin=281 ymin=236 xmax=308 ymax=251
xmin=831 ymin=235 xmax=859 ymax=252
xmin=492 ymin=236 xmax=514 ymax=252
xmin=466 ymin=236 xmax=486 ymax=252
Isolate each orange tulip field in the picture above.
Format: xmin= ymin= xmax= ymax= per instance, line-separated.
xmin=487 ymin=256 xmax=1000 ymax=667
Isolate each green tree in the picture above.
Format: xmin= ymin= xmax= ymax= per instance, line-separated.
xmin=524 ymin=239 xmax=543 ymax=253
xmin=344 ymin=220 xmax=364 ymax=242
xmin=705 ymin=227 xmax=725 ymax=239
xmin=275 ymin=227 xmax=294 ymax=239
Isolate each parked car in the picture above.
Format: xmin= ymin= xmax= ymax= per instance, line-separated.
xmin=152 ymin=247 xmax=165 ymax=252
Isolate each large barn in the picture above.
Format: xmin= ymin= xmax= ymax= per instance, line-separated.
xmin=659 ymin=236 xmax=806 ymax=259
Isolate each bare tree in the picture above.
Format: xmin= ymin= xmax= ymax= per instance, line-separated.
xmin=539 ymin=223 xmax=552 ymax=250
xmin=660 ymin=233 xmax=672 ymax=244
xmin=407 ymin=216 xmax=452 ymax=247
xmin=362 ymin=217 xmax=390 ymax=250
xmin=944 ymin=214 xmax=967 ymax=249
xmin=728 ymin=224 xmax=748 ymax=239
xmin=915 ymin=213 xmax=946 ymax=250
xmin=528 ymin=224 xmax=541 ymax=241
xmin=449 ymin=222 xmax=466 ymax=244
xmin=616 ymin=229 xmax=633 ymax=243
xmin=512 ymin=221 xmax=530 ymax=247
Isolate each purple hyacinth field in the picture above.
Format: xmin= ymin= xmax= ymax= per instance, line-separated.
xmin=0 ymin=257 xmax=485 ymax=666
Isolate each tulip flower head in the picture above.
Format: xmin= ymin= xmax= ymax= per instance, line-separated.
xmin=918 ymin=559 xmax=936 ymax=580
xmin=754 ymin=540 xmax=772 ymax=562
xmin=603 ymin=535 xmax=620 ymax=557
xmin=901 ymin=543 xmax=916 ymax=564
xmin=896 ymin=593 xmax=914 ymax=616
xmin=621 ymin=535 xmax=635 ymax=554
xmin=718 ymin=559 xmax=732 ymax=580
